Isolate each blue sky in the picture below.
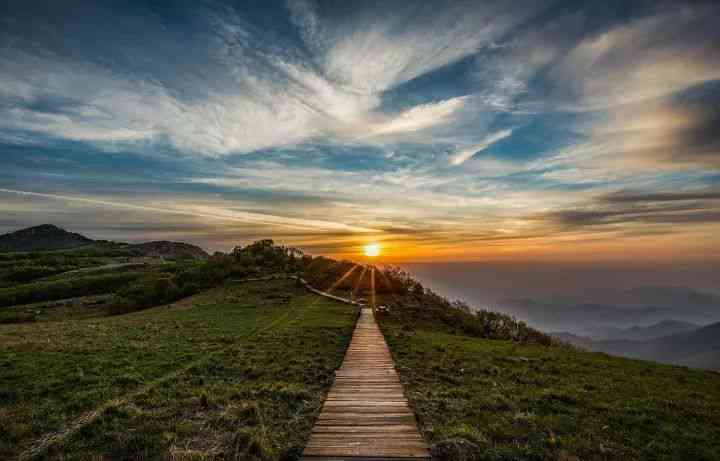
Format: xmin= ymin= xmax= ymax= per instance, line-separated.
xmin=1 ymin=0 xmax=719 ymax=260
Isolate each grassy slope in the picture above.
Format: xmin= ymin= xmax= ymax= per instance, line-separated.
xmin=380 ymin=317 xmax=720 ymax=461
xmin=0 ymin=279 xmax=357 ymax=460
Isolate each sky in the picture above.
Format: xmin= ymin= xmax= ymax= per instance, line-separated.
xmin=1 ymin=0 xmax=720 ymax=263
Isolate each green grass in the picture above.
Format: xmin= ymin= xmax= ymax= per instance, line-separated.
xmin=0 ymin=279 xmax=357 ymax=460
xmin=0 ymin=295 xmax=115 ymax=324
xmin=380 ymin=317 xmax=720 ymax=461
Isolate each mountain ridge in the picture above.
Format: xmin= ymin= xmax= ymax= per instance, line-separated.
xmin=0 ymin=224 xmax=93 ymax=252
xmin=556 ymin=320 xmax=720 ymax=370
xmin=0 ymin=224 xmax=209 ymax=259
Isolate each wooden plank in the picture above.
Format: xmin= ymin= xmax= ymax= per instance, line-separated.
xmin=302 ymin=308 xmax=430 ymax=460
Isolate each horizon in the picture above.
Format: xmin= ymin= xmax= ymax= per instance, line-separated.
xmin=2 ymin=0 xmax=720 ymax=266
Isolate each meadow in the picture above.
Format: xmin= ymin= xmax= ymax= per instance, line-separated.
xmin=0 ymin=278 xmax=356 ymax=460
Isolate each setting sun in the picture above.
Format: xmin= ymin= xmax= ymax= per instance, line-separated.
xmin=363 ymin=243 xmax=381 ymax=257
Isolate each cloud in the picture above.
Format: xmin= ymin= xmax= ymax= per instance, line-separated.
xmin=539 ymin=187 xmax=720 ymax=229
xmin=536 ymin=7 xmax=720 ymax=169
xmin=449 ymin=129 xmax=513 ymax=165
xmin=547 ymin=8 xmax=720 ymax=110
xmin=0 ymin=1 xmax=548 ymax=157
xmin=364 ymin=97 xmax=468 ymax=138
xmin=0 ymin=188 xmax=378 ymax=233
xmin=604 ymin=190 xmax=720 ymax=203
xmin=291 ymin=0 xmax=546 ymax=94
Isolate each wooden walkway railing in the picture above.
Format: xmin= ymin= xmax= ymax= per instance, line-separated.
xmin=302 ymin=308 xmax=430 ymax=460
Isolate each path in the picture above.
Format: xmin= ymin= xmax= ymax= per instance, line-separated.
xmin=302 ymin=308 xmax=430 ymax=460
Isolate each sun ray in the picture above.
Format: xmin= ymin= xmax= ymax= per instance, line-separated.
xmin=376 ymin=267 xmax=402 ymax=305
xmin=370 ymin=267 xmax=376 ymax=310
xmin=351 ymin=266 xmax=368 ymax=301
xmin=326 ymin=263 xmax=359 ymax=294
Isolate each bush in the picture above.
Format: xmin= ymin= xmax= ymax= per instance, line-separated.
xmin=1 ymin=266 xmax=69 ymax=283
xmin=0 ymin=272 xmax=142 ymax=307
xmin=115 ymin=276 xmax=181 ymax=310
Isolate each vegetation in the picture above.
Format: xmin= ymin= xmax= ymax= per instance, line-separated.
xmin=379 ymin=306 xmax=720 ymax=460
xmin=0 ymin=295 xmax=114 ymax=324
xmin=0 ymin=272 xmax=144 ymax=308
xmin=2 ymin=236 xmax=719 ymax=460
xmin=0 ymin=278 xmax=356 ymax=460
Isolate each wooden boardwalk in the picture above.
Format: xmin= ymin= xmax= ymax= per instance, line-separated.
xmin=302 ymin=308 xmax=430 ymax=460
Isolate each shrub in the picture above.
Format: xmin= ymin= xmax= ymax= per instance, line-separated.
xmin=0 ymin=272 xmax=142 ymax=307
xmin=115 ymin=276 xmax=180 ymax=310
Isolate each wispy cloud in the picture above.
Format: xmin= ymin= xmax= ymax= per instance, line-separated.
xmin=449 ymin=129 xmax=513 ymax=165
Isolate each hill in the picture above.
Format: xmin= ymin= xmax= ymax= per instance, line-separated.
xmin=0 ymin=224 xmax=93 ymax=252
xmin=0 ymin=224 xmax=208 ymax=260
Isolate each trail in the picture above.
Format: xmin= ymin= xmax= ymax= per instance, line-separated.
xmin=301 ymin=308 xmax=430 ymax=459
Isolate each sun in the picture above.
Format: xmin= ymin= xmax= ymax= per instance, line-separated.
xmin=363 ymin=243 xmax=381 ymax=257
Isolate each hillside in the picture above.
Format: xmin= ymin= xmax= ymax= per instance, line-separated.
xmin=0 ymin=279 xmax=356 ymax=460
xmin=0 ymin=241 xmax=719 ymax=460
xmin=0 ymin=224 xmax=93 ymax=252
xmin=379 ymin=317 xmax=720 ymax=461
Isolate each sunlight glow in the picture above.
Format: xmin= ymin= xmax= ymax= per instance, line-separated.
xmin=363 ymin=243 xmax=381 ymax=257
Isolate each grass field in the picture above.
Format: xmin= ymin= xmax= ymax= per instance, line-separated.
xmin=380 ymin=317 xmax=720 ymax=461
xmin=0 ymin=279 xmax=357 ymax=460
xmin=3 ymin=244 xmax=720 ymax=461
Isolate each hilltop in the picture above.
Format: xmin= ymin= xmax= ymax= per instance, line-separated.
xmin=0 ymin=224 xmax=93 ymax=252
xmin=0 ymin=224 xmax=208 ymax=259
xmin=0 ymin=240 xmax=718 ymax=460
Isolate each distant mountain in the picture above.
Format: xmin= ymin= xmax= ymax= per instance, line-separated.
xmin=556 ymin=321 xmax=720 ymax=370
xmin=572 ymin=320 xmax=701 ymax=341
xmin=617 ymin=320 xmax=700 ymax=341
xmin=500 ymin=296 xmax=720 ymax=331
xmin=500 ymin=298 xmax=675 ymax=331
xmin=128 ymin=241 xmax=208 ymax=259
xmin=0 ymin=224 xmax=93 ymax=252
xmin=618 ymin=286 xmax=720 ymax=311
